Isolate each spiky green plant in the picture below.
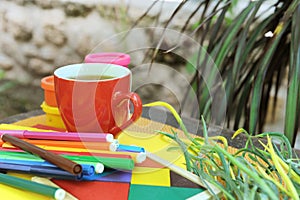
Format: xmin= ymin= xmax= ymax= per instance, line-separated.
xmin=133 ymin=0 xmax=300 ymax=146
xmin=144 ymin=101 xmax=300 ymax=200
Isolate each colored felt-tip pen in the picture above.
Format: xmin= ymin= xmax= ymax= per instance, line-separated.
xmin=61 ymin=154 xmax=135 ymax=171
xmin=117 ymin=144 xmax=145 ymax=153
xmin=53 ymin=150 xmax=146 ymax=164
xmin=0 ymin=150 xmax=104 ymax=174
xmin=0 ymin=158 xmax=94 ymax=176
xmin=1 ymin=134 xmax=82 ymax=175
xmin=0 ymin=151 xmax=103 ymax=174
xmin=3 ymin=140 xmax=118 ymax=152
xmin=0 ymin=163 xmax=83 ymax=181
xmin=0 ymin=173 xmax=66 ymax=200
xmin=22 ymin=139 xmax=118 ymax=152
xmin=0 ymin=130 xmax=114 ymax=142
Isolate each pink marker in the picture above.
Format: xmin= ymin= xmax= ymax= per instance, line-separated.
xmin=0 ymin=130 xmax=114 ymax=142
xmin=84 ymin=52 xmax=130 ymax=68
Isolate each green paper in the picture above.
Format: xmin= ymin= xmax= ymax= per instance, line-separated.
xmin=128 ymin=184 xmax=204 ymax=200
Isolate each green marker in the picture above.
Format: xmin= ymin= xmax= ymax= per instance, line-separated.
xmin=62 ymin=155 xmax=135 ymax=171
xmin=0 ymin=173 xmax=65 ymax=200
xmin=0 ymin=151 xmax=105 ymax=173
xmin=0 ymin=151 xmax=40 ymax=160
xmin=0 ymin=151 xmax=134 ymax=171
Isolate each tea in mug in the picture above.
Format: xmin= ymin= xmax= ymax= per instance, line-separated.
xmin=67 ymin=75 xmax=115 ymax=80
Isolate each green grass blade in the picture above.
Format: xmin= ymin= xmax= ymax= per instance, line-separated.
xmin=213 ymin=2 xmax=256 ymax=67
xmin=207 ymin=1 xmax=230 ymax=52
xmin=196 ymin=2 xmax=257 ymax=124
xmin=226 ymin=1 xmax=263 ymax=126
xmin=233 ymin=81 xmax=251 ymax=129
xmin=284 ymin=4 xmax=300 ymax=145
xmin=249 ymin=18 xmax=290 ymax=134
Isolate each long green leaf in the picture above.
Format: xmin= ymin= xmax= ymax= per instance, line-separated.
xmin=249 ymin=19 xmax=290 ymax=135
xmin=284 ymin=4 xmax=300 ymax=145
xmin=198 ymin=2 xmax=256 ymax=124
xmin=226 ymin=0 xmax=263 ymax=127
xmin=207 ymin=1 xmax=230 ymax=52
xmin=213 ymin=2 xmax=256 ymax=67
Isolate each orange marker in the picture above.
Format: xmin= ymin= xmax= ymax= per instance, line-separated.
xmin=2 ymin=143 xmax=145 ymax=163
xmin=24 ymin=139 xmax=117 ymax=151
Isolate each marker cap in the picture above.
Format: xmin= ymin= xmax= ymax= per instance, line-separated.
xmin=54 ymin=188 xmax=66 ymax=200
xmin=95 ymin=163 xmax=105 ymax=174
xmin=106 ymin=134 xmax=114 ymax=142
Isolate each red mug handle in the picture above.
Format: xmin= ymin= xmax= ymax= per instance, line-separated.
xmin=109 ymin=92 xmax=142 ymax=135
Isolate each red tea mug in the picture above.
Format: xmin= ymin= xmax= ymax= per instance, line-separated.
xmin=54 ymin=63 xmax=142 ymax=136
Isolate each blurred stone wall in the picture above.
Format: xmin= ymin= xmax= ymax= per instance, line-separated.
xmin=0 ymin=0 xmax=127 ymax=85
xmin=0 ymin=0 xmax=194 ymax=85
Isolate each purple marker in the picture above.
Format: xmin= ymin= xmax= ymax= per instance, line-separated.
xmin=0 ymin=130 xmax=114 ymax=142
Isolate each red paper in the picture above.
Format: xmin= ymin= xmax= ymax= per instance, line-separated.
xmin=53 ymin=180 xmax=130 ymax=200
xmin=135 ymin=157 xmax=165 ymax=168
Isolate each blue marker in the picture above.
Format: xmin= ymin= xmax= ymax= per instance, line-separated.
xmin=0 ymin=158 xmax=95 ymax=176
xmin=117 ymin=144 xmax=145 ymax=153
xmin=0 ymin=163 xmax=83 ymax=180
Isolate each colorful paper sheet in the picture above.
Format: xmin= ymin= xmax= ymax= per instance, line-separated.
xmin=128 ymin=184 xmax=204 ymax=200
xmin=135 ymin=157 xmax=165 ymax=168
xmin=118 ymin=131 xmax=188 ymax=169
xmin=0 ymin=124 xmax=48 ymax=132
xmin=53 ymin=180 xmax=130 ymax=200
xmin=170 ymin=171 xmax=202 ymax=188
xmin=131 ymin=167 xmax=170 ymax=186
xmin=89 ymin=169 xmax=132 ymax=183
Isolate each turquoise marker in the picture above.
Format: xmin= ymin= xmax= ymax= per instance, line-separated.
xmin=0 ymin=173 xmax=66 ymax=200
xmin=117 ymin=144 xmax=145 ymax=153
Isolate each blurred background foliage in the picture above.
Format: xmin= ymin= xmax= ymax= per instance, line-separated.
xmin=135 ymin=0 xmax=300 ymax=146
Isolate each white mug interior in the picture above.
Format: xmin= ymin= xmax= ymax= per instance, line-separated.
xmin=54 ymin=63 xmax=131 ymax=82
